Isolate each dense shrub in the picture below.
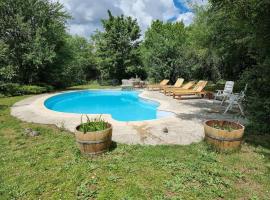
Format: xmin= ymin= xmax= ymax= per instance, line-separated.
xmin=205 ymin=81 xmax=225 ymax=92
xmin=19 ymin=85 xmax=48 ymax=94
xmin=0 ymin=83 xmax=21 ymax=96
xmin=204 ymin=80 xmax=247 ymax=93
xmin=0 ymin=83 xmax=50 ymax=96
xmin=97 ymin=79 xmax=119 ymax=86
xmin=241 ymin=63 xmax=270 ymax=134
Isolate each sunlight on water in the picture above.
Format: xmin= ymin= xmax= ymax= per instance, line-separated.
xmin=44 ymin=90 xmax=174 ymax=121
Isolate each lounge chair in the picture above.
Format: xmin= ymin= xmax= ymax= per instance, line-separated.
xmin=172 ymin=81 xmax=208 ymax=99
xmin=164 ymin=81 xmax=195 ymax=95
xmin=147 ymin=79 xmax=169 ymax=91
xmin=121 ymin=79 xmax=133 ymax=90
xmin=223 ymin=84 xmax=247 ymax=115
xmin=160 ymin=78 xmax=184 ymax=92
xmin=214 ymin=81 xmax=234 ymax=105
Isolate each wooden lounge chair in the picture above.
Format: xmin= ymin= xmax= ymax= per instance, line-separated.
xmin=172 ymin=81 xmax=208 ymax=99
xmin=160 ymin=78 xmax=184 ymax=92
xmin=164 ymin=81 xmax=195 ymax=95
xmin=147 ymin=79 xmax=169 ymax=91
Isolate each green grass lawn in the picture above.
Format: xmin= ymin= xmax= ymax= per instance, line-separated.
xmin=0 ymin=95 xmax=270 ymax=199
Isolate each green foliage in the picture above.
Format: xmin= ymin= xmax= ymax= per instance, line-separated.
xmin=186 ymin=7 xmax=222 ymax=81
xmin=51 ymin=35 xmax=98 ymax=87
xmin=235 ymin=0 xmax=270 ymax=134
xmin=76 ymin=179 xmax=98 ymax=199
xmin=205 ymin=80 xmax=244 ymax=93
xmin=0 ymin=40 xmax=15 ymax=82
xmin=0 ymin=83 xmax=49 ymax=96
xmin=205 ymin=81 xmax=224 ymax=92
xmin=93 ymin=10 xmax=145 ymax=81
xmin=0 ymin=0 xmax=69 ymax=85
xmin=67 ymin=80 xmax=119 ymax=90
xmin=78 ymin=115 xmax=108 ymax=133
xmin=142 ymin=20 xmax=189 ymax=82
xmin=210 ymin=123 xmax=238 ymax=132
xmin=186 ymin=0 xmax=270 ymax=133
xmin=67 ymin=36 xmax=98 ymax=81
xmin=241 ymin=62 xmax=270 ymax=133
xmin=0 ymin=83 xmax=21 ymax=96
xmin=19 ymin=85 xmax=48 ymax=94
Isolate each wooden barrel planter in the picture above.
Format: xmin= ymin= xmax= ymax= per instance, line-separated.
xmin=204 ymin=120 xmax=245 ymax=151
xmin=75 ymin=123 xmax=112 ymax=155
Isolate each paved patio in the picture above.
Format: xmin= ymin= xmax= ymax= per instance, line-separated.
xmin=11 ymin=90 xmax=246 ymax=145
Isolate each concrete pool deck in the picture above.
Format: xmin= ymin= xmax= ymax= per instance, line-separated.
xmin=11 ymin=89 xmax=246 ymax=145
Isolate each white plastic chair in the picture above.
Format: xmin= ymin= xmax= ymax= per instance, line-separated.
xmin=223 ymin=84 xmax=247 ymax=115
xmin=121 ymin=79 xmax=133 ymax=90
xmin=214 ymin=81 xmax=234 ymax=105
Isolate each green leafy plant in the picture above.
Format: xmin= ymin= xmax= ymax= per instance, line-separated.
xmin=0 ymin=83 xmax=49 ymax=96
xmin=210 ymin=122 xmax=238 ymax=132
xmin=78 ymin=115 xmax=108 ymax=133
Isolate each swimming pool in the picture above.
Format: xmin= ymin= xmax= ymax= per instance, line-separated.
xmin=44 ymin=90 xmax=173 ymax=121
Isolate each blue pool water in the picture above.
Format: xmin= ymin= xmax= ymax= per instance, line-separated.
xmin=44 ymin=90 xmax=173 ymax=121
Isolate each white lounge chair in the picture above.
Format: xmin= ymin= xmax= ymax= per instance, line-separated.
xmin=121 ymin=79 xmax=133 ymax=90
xmin=223 ymin=84 xmax=247 ymax=115
xmin=214 ymin=81 xmax=234 ymax=105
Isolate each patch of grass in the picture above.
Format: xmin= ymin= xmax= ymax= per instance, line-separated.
xmin=0 ymin=95 xmax=269 ymax=199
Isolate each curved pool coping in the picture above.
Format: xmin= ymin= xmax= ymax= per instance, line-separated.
xmin=43 ymin=89 xmax=177 ymax=122
xmin=11 ymin=89 xmax=217 ymax=145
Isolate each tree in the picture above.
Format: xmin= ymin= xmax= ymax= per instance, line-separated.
xmin=0 ymin=0 xmax=69 ymax=85
xmin=141 ymin=20 xmax=188 ymax=82
xmin=190 ymin=0 xmax=270 ymax=133
xmin=232 ymin=0 xmax=270 ymax=133
xmin=60 ymin=35 xmax=98 ymax=86
xmin=93 ymin=10 xmax=144 ymax=82
xmin=0 ymin=40 xmax=15 ymax=82
xmin=185 ymin=8 xmax=222 ymax=82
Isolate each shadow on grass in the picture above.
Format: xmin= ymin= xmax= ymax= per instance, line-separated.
xmin=75 ymin=141 xmax=118 ymax=159
xmin=244 ymin=133 xmax=270 ymax=164
xmin=0 ymin=105 xmax=8 ymax=110
xmin=109 ymin=141 xmax=118 ymax=152
xmin=244 ymin=133 xmax=270 ymax=150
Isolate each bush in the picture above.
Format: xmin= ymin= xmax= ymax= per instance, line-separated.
xmin=35 ymin=83 xmax=54 ymax=92
xmin=0 ymin=83 xmax=52 ymax=96
xmin=19 ymin=85 xmax=47 ymax=94
xmin=205 ymin=81 xmax=225 ymax=92
xmin=0 ymin=83 xmax=21 ymax=96
xmin=204 ymin=80 xmax=245 ymax=93
xmin=240 ymin=62 xmax=270 ymax=134
xmin=98 ymin=79 xmax=119 ymax=86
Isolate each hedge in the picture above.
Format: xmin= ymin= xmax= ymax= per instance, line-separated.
xmin=0 ymin=83 xmax=53 ymax=96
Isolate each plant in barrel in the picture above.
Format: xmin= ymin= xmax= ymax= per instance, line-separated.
xmin=204 ymin=120 xmax=245 ymax=152
xmin=75 ymin=115 xmax=112 ymax=155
